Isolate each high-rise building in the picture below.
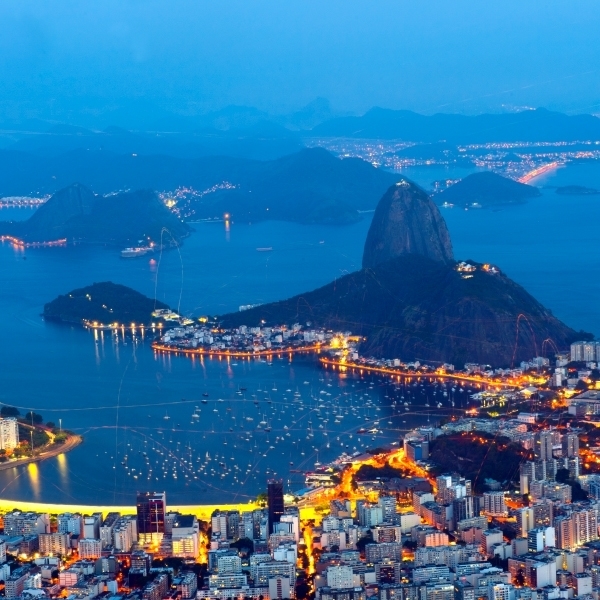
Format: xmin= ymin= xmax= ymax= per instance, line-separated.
xmin=483 ymin=492 xmax=507 ymax=517
xmin=267 ymin=480 xmax=284 ymax=535
xmin=562 ymin=432 xmax=579 ymax=457
xmin=136 ymin=492 xmax=166 ymax=543
xmin=0 ymin=418 xmax=19 ymax=450
xmin=536 ymin=431 xmax=554 ymax=461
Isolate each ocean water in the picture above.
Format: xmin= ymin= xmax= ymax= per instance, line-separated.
xmin=0 ymin=160 xmax=598 ymax=505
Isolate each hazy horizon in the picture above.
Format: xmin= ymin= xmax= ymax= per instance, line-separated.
xmin=1 ymin=0 xmax=600 ymax=129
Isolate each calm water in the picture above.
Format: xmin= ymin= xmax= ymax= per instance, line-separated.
xmin=0 ymin=160 xmax=599 ymax=505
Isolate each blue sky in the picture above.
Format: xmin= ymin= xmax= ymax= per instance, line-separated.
xmin=1 ymin=0 xmax=599 ymax=122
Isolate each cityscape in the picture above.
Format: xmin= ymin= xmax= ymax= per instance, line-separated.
xmin=1 ymin=4 xmax=600 ymax=600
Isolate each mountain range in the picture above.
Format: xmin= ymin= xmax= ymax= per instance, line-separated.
xmin=0 ymin=147 xmax=399 ymax=225
xmin=312 ymin=107 xmax=600 ymax=143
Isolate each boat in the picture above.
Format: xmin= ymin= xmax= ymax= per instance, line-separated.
xmin=256 ymin=247 xmax=273 ymax=252
xmin=120 ymin=246 xmax=151 ymax=258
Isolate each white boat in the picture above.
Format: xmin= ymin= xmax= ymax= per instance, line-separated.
xmin=121 ymin=247 xmax=151 ymax=258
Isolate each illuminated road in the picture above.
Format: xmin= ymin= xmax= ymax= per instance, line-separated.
xmin=518 ymin=161 xmax=562 ymax=183
xmin=319 ymin=357 xmax=525 ymax=389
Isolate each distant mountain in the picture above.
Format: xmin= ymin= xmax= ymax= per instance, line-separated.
xmin=6 ymin=122 xmax=302 ymax=161
xmin=312 ymin=107 xmax=600 ymax=143
xmin=2 ymin=184 xmax=190 ymax=245
xmin=0 ymin=147 xmax=399 ymax=225
xmin=219 ymin=181 xmax=584 ymax=366
xmin=44 ymin=282 xmax=168 ymax=326
xmin=363 ymin=179 xmax=453 ymax=268
xmin=436 ymin=172 xmax=541 ymax=207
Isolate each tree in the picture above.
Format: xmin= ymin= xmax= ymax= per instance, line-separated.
xmin=230 ymin=537 xmax=254 ymax=555
xmin=296 ymin=582 xmax=311 ymax=600
xmin=356 ymin=531 xmax=374 ymax=553
xmin=25 ymin=411 xmax=43 ymax=424
xmin=0 ymin=406 xmax=19 ymax=417
xmin=46 ymin=422 xmax=56 ymax=429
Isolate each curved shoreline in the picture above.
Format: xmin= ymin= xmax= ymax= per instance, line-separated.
xmin=152 ymin=341 xmax=324 ymax=358
xmin=0 ymin=432 xmax=82 ymax=472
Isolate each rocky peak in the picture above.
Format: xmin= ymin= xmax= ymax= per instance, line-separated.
xmin=362 ymin=179 xmax=453 ymax=268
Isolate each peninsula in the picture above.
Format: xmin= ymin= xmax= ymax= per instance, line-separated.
xmin=219 ymin=179 xmax=584 ymax=366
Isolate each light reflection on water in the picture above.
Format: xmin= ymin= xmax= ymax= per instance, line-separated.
xmin=0 ymin=162 xmax=599 ymax=504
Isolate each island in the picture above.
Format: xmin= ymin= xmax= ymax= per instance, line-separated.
xmin=43 ymin=281 xmax=170 ymax=328
xmin=556 ymin=185 xmax=600 ymax=195
xmin=434 ymin=171 xmax=541 ymax=207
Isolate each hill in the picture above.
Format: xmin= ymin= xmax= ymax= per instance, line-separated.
xmin=219 ymin=179 xmax=584 ymax=367
xmin=435 ymin=172 xmax=541 ymax=207
xmin=0 ymin=147 xmax=398 ymax=225
xmin=312 ymin=107 xmax=600 ymax=143
xmin=219 ymin=253 xmax=580 ymax=366
xmin=1 ymin=184 xmax=190 ymax=245
xmin=43 ymin=282 xmax=169 ymax=327
xmin=429 ymin=433 xmax=533 ymax=491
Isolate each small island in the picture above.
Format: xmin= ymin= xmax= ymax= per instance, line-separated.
xmin=556 ymin=185 xmax=600 ymax=195
xmin=43 ymin=282 xmax=170 ymax=328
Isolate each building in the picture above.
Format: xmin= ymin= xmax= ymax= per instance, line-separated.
xmin=327 ymin=566 xmax=357 ymax=589
xmin=3 ymin=511 xmax=49 ymax=536
xmin=268 ymin=480 xmax=284 ymax=535
xmin=78 ymin=538 xmax=102 ymax=559
xmin=136 ymin=491 xmax=166 ymax=544
xmin=172 ymin=514 xmax=199 ymax=558
xmin=39 ymin=533 xmax=70 ymax=556
xmin=562 ymin=432 xmax=579 ymax=457
xmin=0 ymin=417 xmax=19 ymax=450
xmin=57 ymin=513 xmax=82 ymax=536
xmin=483 ymin=492 xmax=507 ymax=517
xmin=99 ymin=512 xmax=120 ymax=548
xmin=527 ymin=527 xmax=555 ymax=552
xmin=6 ymin=566 xmax=30 ymax=597
xmin=268 ymin=576 xmax=292 ymax=600
xmin=172 ymin=571 xmax=197 ymax=600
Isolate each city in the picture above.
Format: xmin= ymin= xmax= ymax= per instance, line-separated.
xmin=0 ymin=340 xmax=599 ymax=600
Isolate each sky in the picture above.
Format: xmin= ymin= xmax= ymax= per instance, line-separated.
xmin=1 ymin=0 xmax=600 ymax=125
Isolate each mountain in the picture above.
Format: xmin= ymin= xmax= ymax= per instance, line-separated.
xmin=219 ymin=181 xmax=584 ymax=366
xmin=0 ymin=147 xmax=399 ymax=225
xmin=312 ymin=107 xmax=600 ymax=143
xmin=435 ymin=172 xmax=541 ymax=207
xmin=2 ymin=184 xmax=190 ymax=245
xmin=363 ymin=179 xmax=453 ymax=268
xmin=44 ymin=282 xmax=168 ymax=326
xmin=6 ymin=122 xmax=302 ymax=161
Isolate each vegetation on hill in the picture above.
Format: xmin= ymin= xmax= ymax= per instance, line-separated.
xmin=43 ymin=282 xmax=168 ymax=326
xmin=428 ymin=433 xmax=533 ymax=491
xmin=219 ymin=254 xmax=582 ymax=366
xmin=353 ymin=463 xmax=407 ymax=482
xmin=3 ymin=184 xmax=190 ymax=245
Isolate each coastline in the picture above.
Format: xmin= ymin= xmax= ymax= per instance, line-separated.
xmin=0 ymin=431 xmax=82 ymax=473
